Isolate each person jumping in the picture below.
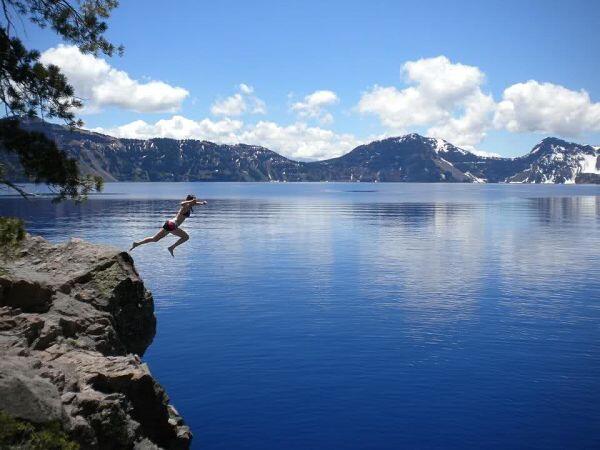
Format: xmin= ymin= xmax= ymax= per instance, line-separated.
xmin=130 ymin=194 xmax=207 ymax=257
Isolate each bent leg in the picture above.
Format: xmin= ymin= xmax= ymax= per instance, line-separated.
xmin=167 ymin=228 xmax=189 ymax=257
xmin=130 ymin=228 xmax=168 ymax=250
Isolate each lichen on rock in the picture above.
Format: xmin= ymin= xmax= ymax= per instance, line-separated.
xmin=0 ymin=235 xmax=191 ymax=449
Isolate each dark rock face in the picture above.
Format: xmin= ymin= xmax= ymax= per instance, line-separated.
xmin=0 ymin=236 xmax=191 ymax=449
xmin=575 ymin=172 xmax=600 ymax=184
xmin=2 ymin=118 xmax=599 ymax=183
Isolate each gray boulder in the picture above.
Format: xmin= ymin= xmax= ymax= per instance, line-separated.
xmin=0 ymin=235 xmax=192 ymax=449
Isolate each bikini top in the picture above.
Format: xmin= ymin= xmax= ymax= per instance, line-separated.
xmin=183 ymin=207 xmax=192 ymax=218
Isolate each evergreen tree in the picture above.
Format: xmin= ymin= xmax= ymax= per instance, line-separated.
xmin=0 ymin=0 xmax=121 ymax=201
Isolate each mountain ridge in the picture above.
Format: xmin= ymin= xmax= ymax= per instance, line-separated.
xmin=2 ymin=118 xmax=599 ymax=184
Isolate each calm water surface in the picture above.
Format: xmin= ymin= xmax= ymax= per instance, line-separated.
xmin=1 ymin=183 xmax=599 ymax=449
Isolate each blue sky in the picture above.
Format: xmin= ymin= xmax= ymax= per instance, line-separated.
xmin=20 ymin=0 xmax=600 ymax=159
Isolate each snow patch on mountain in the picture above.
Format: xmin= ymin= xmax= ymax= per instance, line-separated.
xmin=508 ymin=140 xmax=599 ymax=183
xmin=579 ymin=154 xmax=600 ymax=174
xmin=464 ymin=172 xmax=486 ymax=183
xmin=432 ymin=138 xmax=451 ymax=153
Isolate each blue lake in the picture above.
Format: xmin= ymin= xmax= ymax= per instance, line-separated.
xmin=1 ymin=182 xmax=599 ymax=449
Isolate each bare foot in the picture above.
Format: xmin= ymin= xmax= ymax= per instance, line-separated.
xmin=129 ymin=242 xmax=139 ymax=251
xmin=168 ymin=247 xmax=175 ymax=258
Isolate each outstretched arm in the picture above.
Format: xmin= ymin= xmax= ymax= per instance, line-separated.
xmin=180 ymin=199 xmax=207 ymax=206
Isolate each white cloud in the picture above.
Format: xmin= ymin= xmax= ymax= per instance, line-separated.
xmin=427 ymin=91 xmax=496 ymax=150
xmin=239 ymin=83 xmax=254 ymax=95
xmin=93 ymin=115 xmax=244 ymax=142
xmin=494 ymin=80 xmax=600 ymax=136
xmin=357 ymin=56 xmax=495 ymax=148
xmin=291 ymin=90 xmax=339 ymax=123
xmin=93 ymin=115 xmax=360 ymax=160
xmin=468 ymin=148 xmax=501 ymax=158
xmin=403 ymin=56 xmax=485 ymax=106
xmin=210 ymin=93 xmax=246 ymax=116
xmin=40 ymin=45 xmax=188 ymax=113
xmin=210 ymin=84 xmax=266 ymax=117
xmin=239 ymin=121 xmax=359 ymax=160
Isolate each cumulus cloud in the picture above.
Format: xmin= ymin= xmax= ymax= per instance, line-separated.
xmin=94 ymin=116 xmax=360 ymax=160
xmin=428 ymin=91 xmax=496 ymax=150
xmin=291 ymin=90 xmax=339 ymax=124
xmin=40 ymin=45 xmax=188 ymax=113
xmin=239 ymin=83 xmax=254 ymax=95
xmin=210 ymin=94 xmax=246 ymax=116
xmin=94 ymin=115 xmax=244 ymax=142
xmin=494 ymin=80 xmax=600 ymax=136
xmin=468 ymin=148 xmax=501 ymax=158
xmin=210 ymin=84 xmax=266 ymax=117
xmin=357 ymin=56 xmax=496 ymax=148
xmin=239 ymin=121 xmax=359 ymax=160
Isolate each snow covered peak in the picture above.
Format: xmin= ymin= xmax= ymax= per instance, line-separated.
xmin=510 ymin=138 xmax=600 ymax=183
xmin=387 ymin=134 xmax=474 ymax=156
xmin=530 ymin=137 xmax=594 ymax=156
xmin=391 ymin=133 xmax=426 ymax=144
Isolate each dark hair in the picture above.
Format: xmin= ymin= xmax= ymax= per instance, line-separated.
xmin=185 ymin=194 xmax=195 ymax=214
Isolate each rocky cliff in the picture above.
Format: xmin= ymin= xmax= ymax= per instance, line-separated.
xmin=0 ymin=235 xmax=191 ymax=449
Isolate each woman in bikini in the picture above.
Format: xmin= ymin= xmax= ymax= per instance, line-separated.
xmin=130 ymin=194 xmax=207 ymax=257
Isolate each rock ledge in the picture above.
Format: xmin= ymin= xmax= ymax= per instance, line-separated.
xmin=0 ymin=235 xmax=191 ymax=449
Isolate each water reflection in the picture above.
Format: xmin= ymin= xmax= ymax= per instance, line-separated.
xmin=1 ymin=195 xmax=599 ymax=320
xmin=355 ymin=204 xmax=487 ymax=330
xmin=527 ymin=195 xmax=600 ymax=225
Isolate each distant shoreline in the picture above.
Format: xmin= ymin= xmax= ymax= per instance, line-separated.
xmin=3 ymin=120 xmax=599 ymax=185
